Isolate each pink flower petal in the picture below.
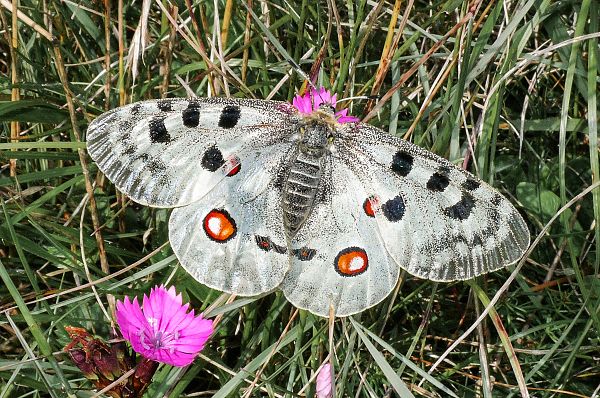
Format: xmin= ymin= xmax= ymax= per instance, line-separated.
xmin=291 ymin=87 xmax=357 ymax=124
xmin=171 ymin=340 xmax=208 ymax=354
xmin=161 ymin=302 xmax=192 ymax=334
xmin=316 ymin=362 xmax=333 ymax=398
xmin=116 ymin=297 xmax=147 ymax=340
xmin=116 ymin=285 xmax=214 ymax=368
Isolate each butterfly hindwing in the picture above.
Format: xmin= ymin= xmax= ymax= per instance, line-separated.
xmin=336 ymin=124 xmax=530 ymax=282
xmin=281 ymin=157 xmax=400 ymax=317
xmin=168 ymin=142 xmax=295 ymax=295
xmin=87 ymin=97 xmax=295 ymax=207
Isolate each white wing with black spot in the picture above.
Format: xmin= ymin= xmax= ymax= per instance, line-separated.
xmin=336 ymin=124 xmax=530 ymax=282
xmin=168 ymin=142 xmax=295 ymax=295
xmin=280 ymin=157 xmax=400 ymax=317
xmin=87 ymin=97 xmax=296 ymax=207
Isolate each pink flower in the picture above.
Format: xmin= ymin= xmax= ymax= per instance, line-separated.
xmin=292 ymin=87 xmax=360 ymax=123
xmin=116 ymin=285 xmax=213 ymax=367
xmin=316 ymin=362 xmax=333 ymax=398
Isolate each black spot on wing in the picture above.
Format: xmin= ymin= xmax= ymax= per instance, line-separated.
xmin=491 ymin=193 xmax=502 ymax=207
xmin=445 ymin=193 xmax=475 ymax=220
xmin=382 ymin=195 xmax=405 ymax=222
xmin=157 ymin=99 xmax=173 ymax=112
xmin=293 ymin=247 xmax=317 ymax=261
xmin=255 ymin=235 xmax=287 ymax=254
xmin=218 ymin=105 xmax=241 ymax=129
xmin=146 ymin=158 xmax=166 ymax=174
xmin=149 ymin=117 xmax=171 ymax=143
xmin=130 ymin=103 xmax=142 ymax=115
xmin=462 ymin=178 xmax=481 ymax=191
xmin=201 ymin=146 xmax=224 ymax=172
xmin=182 ymin=103 xmax=200 ymax=128
xmin=426 ymin=172 xmax=450 ymax=192
xmin=391 ymin=151 xmax=413 ymax=177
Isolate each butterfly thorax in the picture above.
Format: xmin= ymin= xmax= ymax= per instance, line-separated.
xmin=282 ymin=118 xmax=334 ymax=237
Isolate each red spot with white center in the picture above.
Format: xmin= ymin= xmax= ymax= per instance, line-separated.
xmin=203 ymin=209 xmax=237 ymax=242
xmin=334 ymin=247 xmax=368 ymax=276
xmin=363 ymin=195 xmax=380 ymax=217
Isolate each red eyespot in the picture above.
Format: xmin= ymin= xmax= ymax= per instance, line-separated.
xmin=203 ymin=209 xmax=237 ymax=242
xmin=334 ymin=247 xmax=368 ymax=276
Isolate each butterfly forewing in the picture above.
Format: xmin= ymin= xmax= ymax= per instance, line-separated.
xmin=336 ymin=124 xmax=530 ymax=282
xmin=87 ymin=98 xmax=295 ymax=207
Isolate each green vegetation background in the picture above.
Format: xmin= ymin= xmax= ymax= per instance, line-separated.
xmin=0 ymin=0 xmax=599 ymax=397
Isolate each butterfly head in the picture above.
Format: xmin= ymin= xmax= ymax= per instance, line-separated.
xmin=298 ymin=121 xmax=334 ymax=156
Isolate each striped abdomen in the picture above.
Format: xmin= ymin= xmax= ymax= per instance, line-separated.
xmin=282 ymin=150 xmax=323 ymax=237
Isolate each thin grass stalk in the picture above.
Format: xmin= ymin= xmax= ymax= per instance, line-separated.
xmin=285 ymin=309 xmax=306 ymax=395
xmin=469 ymin=282 xmax=529 ymax=397
xmin=5 ymin=314 xmax=61 ymax=398
xmin=397 ymin=283 xmax=436 ymax=376
xmin=549 ymin=303 xmax=599 ymax=393
xmin=0 ymin=254 xmax=73 ymax=395
xmin=9 ymin=0 xmax=19 ymax=177
xmin=350 ymin=317 xmax=415 ymax=397
xmin=287 ymin=0 xmax=307 ymax=101
xmin=103 ymin=0 xmax=111 ymax=110
xmin=241 ymin=0 xmax=252 ymax=82
xmin=182 ymin=0 xmax=214 ymax=93
xmin=220 ymin=0 xmax=233 ymax=48
xmin=438 ymin=2 xmax=475 ymax=159
xmin=586 ymin=0 xmax=599 ymax=277
xmin=304 ymin=0 xmax=332 ymax=91
xmin=474 ymin=287 xmax=493 ymax=398
xmin=366 ymin=0 xmax=404 ymax=111
xmin=161 ymin=4 xmax=178 ymax=98
xmin=333 ymin=0 xmax=366 ymax=93
xmin=330 ymin=0 xmax=343 ymax=73
xmin=241 ymin=309 xmax=299 ymax=398
xmin=405 ymin=47 xmax=457 ymax=144
xmin=210 ymin=0 xmax=226 ymax=96
xmin=1 ymin=201 xmax=51 ymax=313
xmin=506 ymin=303 xmax=587 ymax=398
xmin=328 ymin=305 xmax=335 ymax=398
xmin=0 ymin=0 xmax=52 ymax=39
xmin=118 ymin=0 xmax=125 ymax=104
xmin=50 ymin=43 xmax=110 ymax=275
xmin=341 ymin=0 xmax=385 ymax=101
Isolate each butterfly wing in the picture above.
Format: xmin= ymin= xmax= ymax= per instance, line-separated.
xmin=168 ymin=142 xmax=295 ymax=295
xmin=281 ymin=157 xmax=400 ymax=317
xmin=87 ymin=97 xmax=296 ymax=207
xmin=337 ymin=123 xmax=530 ymax=282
